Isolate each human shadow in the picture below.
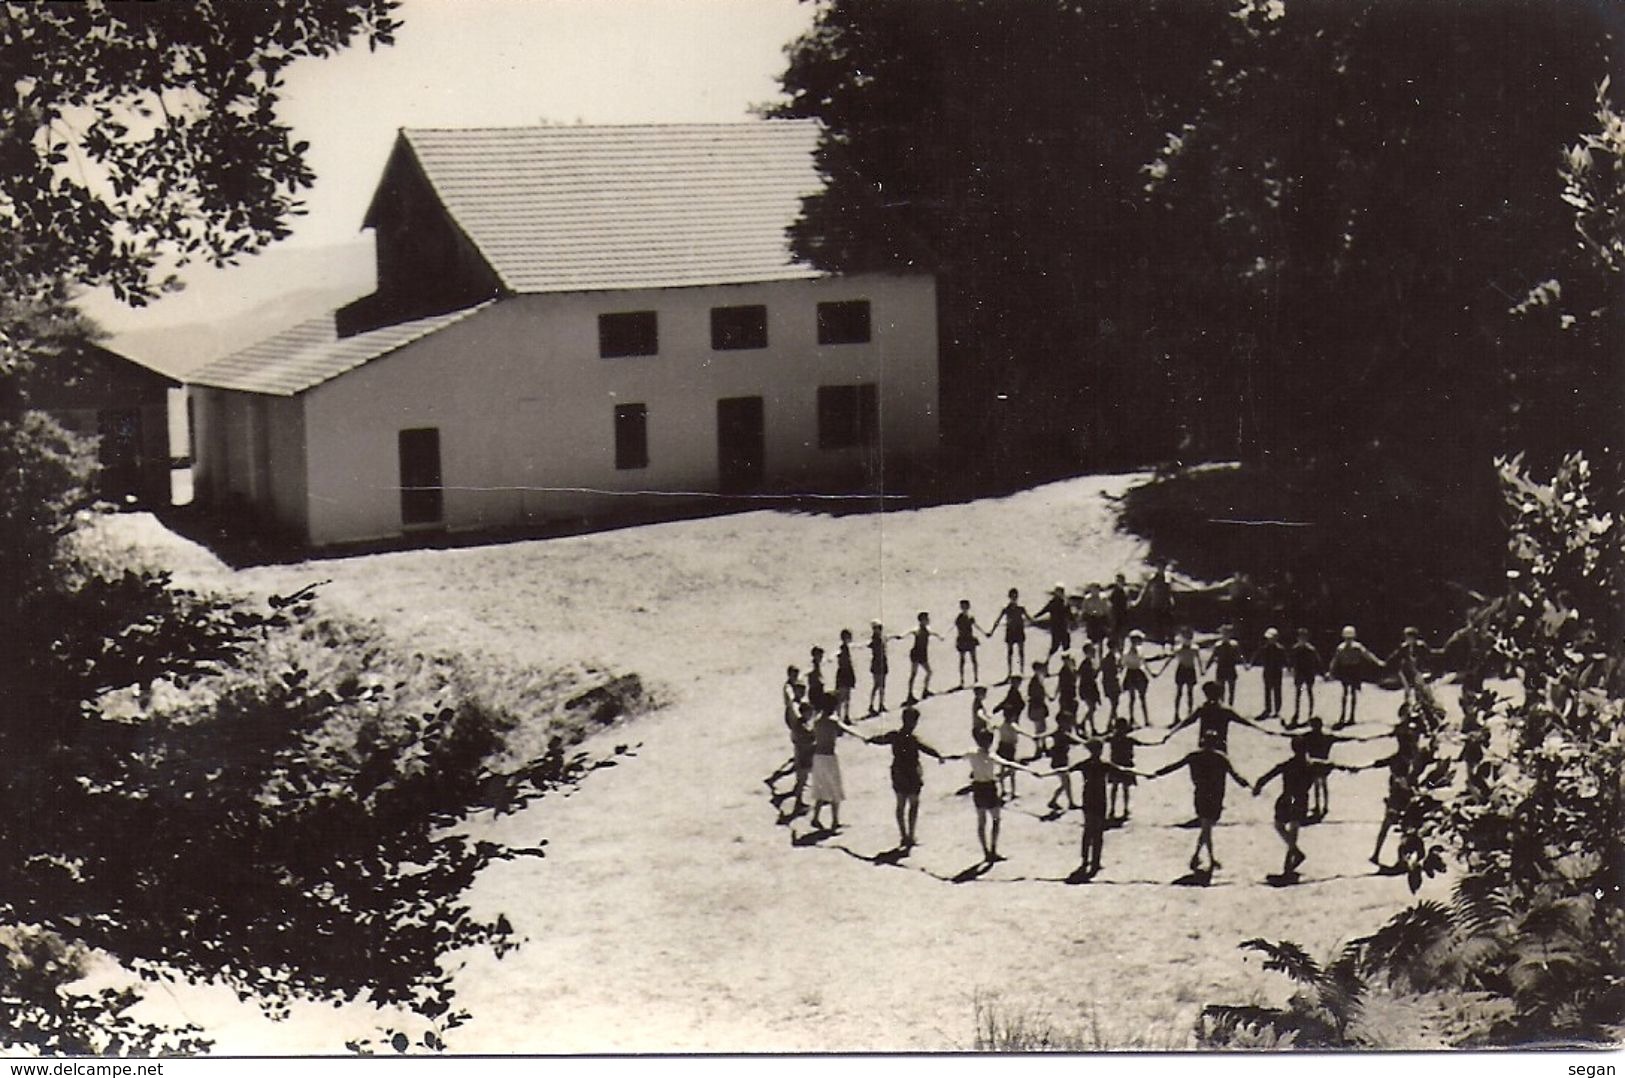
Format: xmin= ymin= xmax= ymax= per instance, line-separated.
xmin=950 ymin=860 xmax=995 ymax=884
xmin=830 ymin=843 xmax=911 ymax=868
xmin=792 ymin=826 xmax=838 ymax=847
xmin=1172 ymin=869 xmax=1220 ymax=887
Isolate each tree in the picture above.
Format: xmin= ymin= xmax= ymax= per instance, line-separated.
xmin=0 ymin=1 xmax=400 ymax=310
xmin=1145 ymin=0 xmax=1618 ymax=483
xmin=774 ymin=0 xmax=1232 ymax=478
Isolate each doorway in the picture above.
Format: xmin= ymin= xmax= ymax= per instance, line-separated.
xmin=716 ymin=396 xmax=764 ymax=494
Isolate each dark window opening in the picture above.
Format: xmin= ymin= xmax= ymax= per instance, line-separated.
xmin=615 ymin=404 xmax=649 ymax=470
xmin=817 ymin=384 xmax=879 ymax=450
xmin=599 ymin=311 xmax=659 ymax=357
xmin=817 ymin=300 xmax=871 ymax=345
xmin=711 ymin=304 xmax=768 ymax=351
xmin=399 ymin=427 xmax=443 ymax=525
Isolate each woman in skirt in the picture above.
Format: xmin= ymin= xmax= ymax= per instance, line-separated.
xmin=808 ymin=700 xmax=847 ymax=832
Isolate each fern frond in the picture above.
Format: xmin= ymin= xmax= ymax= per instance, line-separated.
xmin=1240 ymin=938 xmax=1324 ymax=989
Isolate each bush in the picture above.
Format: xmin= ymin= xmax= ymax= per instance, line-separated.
xmin=1198 ymin=453 xmax=1624 ymax=1049
xmin=0 ymin=544 xmax=648 ymax=1048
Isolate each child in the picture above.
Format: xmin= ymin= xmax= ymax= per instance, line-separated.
xmin=1302 ymin=715 xmax=1381 ymax=818
xmin=1251 ymin=627 xmax=1288 ymax=719
xmin=867 ymin=620 xmax=889 ymax=715
xmin=901 ymin=611 xmax=943 ymax=705
xmin=953 ymin=599 xmax=984 ymax=689
xmin=770 ymin=665 xmax=806 ymax=787
xmin=1141 ymin=566 xmax=1176 ymax=644
xmin=786 ymin=701 xmax=816 ymax=814
xmin=1026 ymin=660 xmax=1051 ymax=758
xmin=1106 ymin=716 xmax=1160 ymax=820
xmin=782 ymin=665 xmax=804 ymax=727
xmin=1363 ymin=724 xmax=1422 ymax=870
xmin=1329 ymin=625 xmax=1382 ymax=727
xmin=1077 ymin=643 xmax=1102 ymax=735
xmin=1148 ymin=727 xmax=1251 ymax=875
xmin=1384 ymin=626 xmax=1435 ymax=707
xmin=834 ymin=629 xmax=858 ymax=720
xmin=808 ymin=646 xmax=829 ymax=714
xmin=1100 ymin=638 xmax=1123 ymax=723
xmin=1032 ymin=739 xmax=1139 ymax=877
xmin=1165 ymin=680 xmax=1278 ymax=754
xmin=808 ymin=700 xmax=847 ymax=832
xmin=860 ymin=706 xmax=947 ymax=849
xmin=1055 ymin=652 xmax=1079 ymax=722
xmin=988 ymin=588 xmax=1031 ymax=680
xmin=956 ymin=727 xmax=1006 ymax=862
xmin=1079 ymin=583 xmax=1111 ymax=647
xmin=969 ymin=684 xmax=992 ymax=738
xmin=1205 ymin=625 xmax=1242 ymax=706
xmin=1108 ymin=573 xmax=1132 ymax=647
xmin=1288 ymin=628 xmax=1322 ymax=725
xmin=993 ymin=677 xmax=1032 ymax=800
xmin=1045 ymin=716 xmax=1081 ymax=812
xmin=1121 ymin=630 xmax=1152 ymax=727
xmin=1252 ymin=736 xmax=1357 ymax=878
xmin=1160 ymin=628 xmax=1202 ymax=722
xmin=1034 ymin=584 xmax=1072 ymax=659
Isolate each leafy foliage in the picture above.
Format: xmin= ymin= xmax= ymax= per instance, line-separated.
xmin=1203 ymin=455 xmax=1624 ymax=1048
xmin=777 ymin=0 xmax=1619 ymax=496
xmin=0 ymin=550 xmax=645 ymax=1041
xmin=0 ymin=926 xmax=212 ymax=1056
xmin=0 ymin=1 xmax=400 ymax=308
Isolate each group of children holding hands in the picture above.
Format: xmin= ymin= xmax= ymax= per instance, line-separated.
xmin=773 ymin=578 xmax=1452 ymax=883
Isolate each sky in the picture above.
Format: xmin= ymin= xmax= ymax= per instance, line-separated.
xmin=80 ymin=0 xmax=816 ymax=336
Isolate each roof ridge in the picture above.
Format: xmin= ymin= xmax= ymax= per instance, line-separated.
xmin=402 ymin=118 xmax=816 ymax=136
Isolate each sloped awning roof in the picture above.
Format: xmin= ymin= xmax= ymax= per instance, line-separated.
xmin=187 ymin=303 xmax=490 ymax=397
xmin=385 ymin=120 xmax=825 ymax=294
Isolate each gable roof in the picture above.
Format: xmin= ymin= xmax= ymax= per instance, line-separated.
xmin=374 ymin=120 xmax=825 ymax=294
xmin=188 ymin=303 xmax=490 ymax=397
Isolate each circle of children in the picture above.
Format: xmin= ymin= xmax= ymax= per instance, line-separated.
xmin=772 ymin=569 xmax=1455 ymax=884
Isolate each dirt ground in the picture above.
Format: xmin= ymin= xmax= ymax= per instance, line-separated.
xmin=95 ymin=473 xmax=1454 ymax=1052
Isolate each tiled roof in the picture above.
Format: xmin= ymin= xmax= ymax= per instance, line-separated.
xmin=188 ymin=303 xmax=490 ymax=397
xmin=398 ymin=120 xmax=825 ymax=293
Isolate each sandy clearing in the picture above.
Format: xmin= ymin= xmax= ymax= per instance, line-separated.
xmin=96 ymin=473 xmax=1450 ymax=1052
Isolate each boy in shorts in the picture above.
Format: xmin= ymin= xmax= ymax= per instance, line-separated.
xmin=953 ymin=599 xmax=985 ymax=689
xmin=1148 ymin=727 xmax=1250 ymax=875
xmin=1289 ymin=628 xmax=1323 ymax=725
xmin=1251 ymin=627 xmax=1288 ymax=718
xmin=988 ymin=588 xmax=1031 ymax=680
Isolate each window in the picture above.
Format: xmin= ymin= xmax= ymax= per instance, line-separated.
xmin=398 ymin=427 xmax=443 ymax=525
xmin=599 ymin=311 xmax=658 ymax=357
xmin=816 ymin=300 xmax=871 ymax=345
xmin=614 ymin=404 xmax=648 ymax=470
xmin=817 ymin=384 xmax=879 ymax=450
xmin=711 ymin=304 xmax=768 ymax=350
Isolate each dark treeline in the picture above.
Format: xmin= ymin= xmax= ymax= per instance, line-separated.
xmin=772 ymin=0 xmax=1621 ymax=503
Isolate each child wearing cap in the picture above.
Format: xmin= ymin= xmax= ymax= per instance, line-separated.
xmin=1121 ymin=630 xmax=1152 ymax=727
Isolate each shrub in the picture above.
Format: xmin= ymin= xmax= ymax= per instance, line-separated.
xmin=1199 ymin=453 xmax=1624 ymax=1049
xmin=0 ymin=545 xmax=647 ymax=1048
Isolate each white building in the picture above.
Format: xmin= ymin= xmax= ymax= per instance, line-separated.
xmin=189 ymin=121 xmax=939 ymax=547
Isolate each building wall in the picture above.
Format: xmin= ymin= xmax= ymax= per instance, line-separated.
xmin=192 ymin=387 xmax=308 ymax=537
xmin=300 ymin=273 xmax=938 ymax=546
